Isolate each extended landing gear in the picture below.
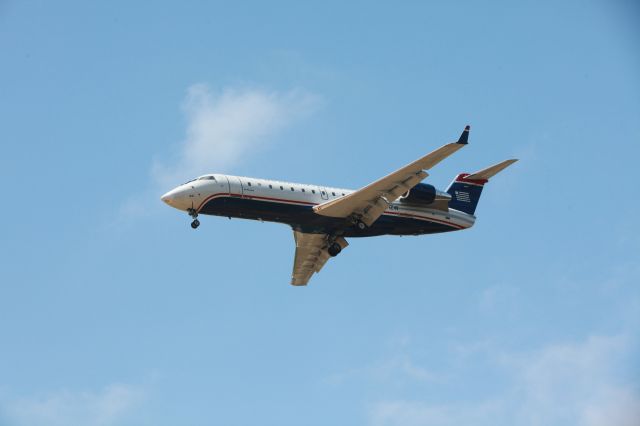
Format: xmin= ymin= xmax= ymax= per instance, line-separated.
xmin=188 ymin=208 xmax=200 ymax=229
xmin=328 ymin=242 xmax=342 ymax=257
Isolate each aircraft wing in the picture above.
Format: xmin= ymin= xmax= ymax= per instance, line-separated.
xmin=291 ymin=231 xmax=348 ymax=286
xmin=313 ymin=126 xmax=470 ymax=226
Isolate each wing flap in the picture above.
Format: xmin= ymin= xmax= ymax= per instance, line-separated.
xmin=357 ymin=171 xmax=428 ymax=226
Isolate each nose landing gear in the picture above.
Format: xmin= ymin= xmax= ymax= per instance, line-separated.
xmin=187 ymin=208 xmax=200 ymax=229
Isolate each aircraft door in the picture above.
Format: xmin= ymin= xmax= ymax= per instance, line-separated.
xmin=319 ymin=187 xmax=329 ymax=200
xmin=227 ymin=175 xmax=242 ymax=196
xmin=213 ymin=174 xmax=230 ymax=194
xmin=239 ymin=177 xmax=255 ymax=198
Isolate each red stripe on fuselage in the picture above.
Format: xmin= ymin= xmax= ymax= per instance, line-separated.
xmin=197 ymin=192 xmax=316 ymax=212
xmin=383 ymin=210 xmax=466 ymax=229
xmin=243 ymin=194 xmax=316 ymax=206
xmin=196 ymin=192 xmax=466 ymax=229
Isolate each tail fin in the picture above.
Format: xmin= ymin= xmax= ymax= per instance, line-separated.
xmin=446 ymin=159 xmax=518 ymax=215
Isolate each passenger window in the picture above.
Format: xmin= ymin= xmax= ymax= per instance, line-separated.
xmin=342 ymin=193 xmax=345 ymax=196
xmin=301 ymin=188 xmax=305 ymax=193
xmin=247 ymin=182 xmax=252 ymax=186
xmin=290 ymin=187 xmax=294 ymax=191
xmin=332 ymin=192 xmax=336 ymax=196
xmin=280 ymin=186 xmax=283 ymax=190
xmin=321 ymin=191 xmax=326 ymax=195
xmin=269 ymin=184 xmax=272 ymax=189
xmin=312 ymin=189 xmax=316 ymax=194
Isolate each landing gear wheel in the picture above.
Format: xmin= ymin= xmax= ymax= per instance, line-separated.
xmin=328 ymin=242 xmax=342 ymax=257
xmin=356 ymin=221 xmax=367 ymax=230
xmin=188 ymin=208 xmax=199 ymax=229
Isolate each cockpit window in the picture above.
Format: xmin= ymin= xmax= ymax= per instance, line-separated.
xmin=197 ymin=175 xmax=216 ymax=181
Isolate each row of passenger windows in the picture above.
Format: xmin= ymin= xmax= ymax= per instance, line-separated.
xmin=245 ymin=181 xmax=345 ymax=196
xmin=194 ymin=177 xmax=345 ymax=196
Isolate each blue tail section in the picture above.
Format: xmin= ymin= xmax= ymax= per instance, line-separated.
xmin=446 ymin=174 xmax=487 ymax=216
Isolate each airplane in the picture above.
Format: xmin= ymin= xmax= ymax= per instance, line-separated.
xmin=161 ymin=126 xmax=517 ymax=286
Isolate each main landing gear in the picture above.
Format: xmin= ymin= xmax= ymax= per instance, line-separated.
xmin=188 ymin=208 xmax=200 ymax=229
xmin=328 ymin=242 xmax=342 ymax=257
xmin=348 ymin=215 xmax=368 ymax=231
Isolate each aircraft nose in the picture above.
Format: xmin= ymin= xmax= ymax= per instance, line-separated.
xmin=161 ymin=191 xmax=175 ymax=205
xmin=161 ymin=186 xmax=194 ymax=211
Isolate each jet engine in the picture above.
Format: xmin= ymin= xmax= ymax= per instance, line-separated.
xmin=400 ymin=183 xmax=437 ymax=204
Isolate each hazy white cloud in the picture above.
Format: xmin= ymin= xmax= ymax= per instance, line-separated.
xmin=152 ymin=84 xmax=320 ymax=186
xmin=370 ymin=399 xmax=502 ymax=426
xmin=478 ymin=283 xmax=520 ymax=312
xmin=326 ymin=354 xmax=441 ymax=386
xmin=1 ymin=383 xmax=144 ymax=426
xmin=325 ymin=335 xmax=441 ymax=385
xmin=368 ymin=334 xmax=640 ymax=426
xmin=113 ymin=83 xmax=320 ymax=224
xmin=506 ymin=334 xmax=640 ymax=426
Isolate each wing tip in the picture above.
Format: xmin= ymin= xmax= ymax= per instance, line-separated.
xmin=291 ymin=277 xmax=309 ymax=286
xmin=456 ymin=125 xmax=471 ymax=145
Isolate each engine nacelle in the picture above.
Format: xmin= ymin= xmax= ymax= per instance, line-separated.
xmin=400 ymin=183 xmax=436 ymax=204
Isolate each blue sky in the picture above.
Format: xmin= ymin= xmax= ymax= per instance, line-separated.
xmin=1 ymin=1 xmax=639 ymax=425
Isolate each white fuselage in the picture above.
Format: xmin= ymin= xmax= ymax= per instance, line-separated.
xmin=161 ymin=174 xmax=475 ymax=236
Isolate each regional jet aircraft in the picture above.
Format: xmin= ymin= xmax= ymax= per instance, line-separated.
xmin=161 ymin=126 xmax=517 ymax=285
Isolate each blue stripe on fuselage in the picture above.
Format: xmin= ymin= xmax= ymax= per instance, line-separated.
xmin=199 ymin=195 xmax=458 ymax=237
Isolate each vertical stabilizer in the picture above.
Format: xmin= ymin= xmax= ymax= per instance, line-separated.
xmin=446 ymin=159 xmax=517 ymax=215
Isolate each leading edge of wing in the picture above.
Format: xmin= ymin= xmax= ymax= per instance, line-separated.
xmin=313 ymin=126 xmax=470 ymax=219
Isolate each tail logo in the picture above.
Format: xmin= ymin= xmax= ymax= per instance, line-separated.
xmin=455 ymin=191 xmax=471 ymax=203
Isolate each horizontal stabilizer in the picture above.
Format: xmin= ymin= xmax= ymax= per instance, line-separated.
xmin=466 ymin=159 xmax=518 ymax=181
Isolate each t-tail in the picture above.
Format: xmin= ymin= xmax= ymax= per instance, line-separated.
xmin=446 ymin=159 xmax=518 ymax=215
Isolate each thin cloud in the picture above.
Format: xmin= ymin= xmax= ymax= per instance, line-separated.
xmin=325 ymin=354 xmax=441 ymax=386
xmin=370 ymin=399 xmax=501 ymax=426
xmin=1 ymin=383 xmax=144 ymax=426
xmin=324 ymin=335 xmax=442 ymax=386
xmin=152 ymin=84 xmax=321 ymax=187
xmin=368 ymin=334 xmax=640 ymax=426
xmin=505 ymin=334 xmax=640 ymax=426
xmin=114 ymin=83 xmax=320 ymax=224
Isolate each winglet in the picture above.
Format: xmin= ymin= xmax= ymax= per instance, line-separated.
xmin=457 ymin=125 xmax=471 ymax=145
